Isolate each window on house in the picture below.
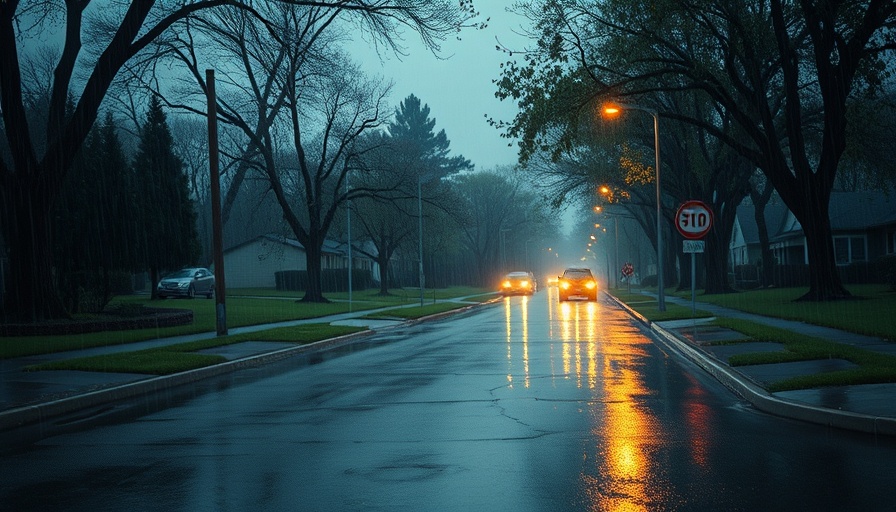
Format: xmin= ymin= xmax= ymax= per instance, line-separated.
xmin=834 ymin=236 xmax=866 ymax=264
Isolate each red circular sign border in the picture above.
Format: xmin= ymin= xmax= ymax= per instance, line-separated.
xmin=675 ymin=200 xmax=714 ymax=240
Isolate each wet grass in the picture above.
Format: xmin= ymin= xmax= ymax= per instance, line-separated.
xmin=712 ymin=318 xmax=896 ymax=392
xmin=0 ymin=286 xmax=490 ymax=359
xmin=688 ymin=284 xmax=896 ymax=340
xmin=28 ymin=324 xmax=365 ymax=375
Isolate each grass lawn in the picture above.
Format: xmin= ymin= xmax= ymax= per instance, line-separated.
xmin=690 ymin=284 xmax=896 ymax=340
xmin=0 ymin=286 xmax=491 ymax=359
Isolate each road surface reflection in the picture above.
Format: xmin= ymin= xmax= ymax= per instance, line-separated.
xmin=505 ymin=289 xmax=705 ymax=510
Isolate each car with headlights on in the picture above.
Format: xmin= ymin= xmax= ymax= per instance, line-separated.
xmin=500 ymin=271 xmax=537 ymax=296
xmin=557 ymin=267 xmax=597 ymax=301
xmin=157 ymin=267 xmax=215 ymax=299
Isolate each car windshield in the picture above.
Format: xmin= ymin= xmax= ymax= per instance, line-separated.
xmin=167 ymin=269 xmax=196 ymax=279
xmin=563 ymin=270 xmax=592 ymax=279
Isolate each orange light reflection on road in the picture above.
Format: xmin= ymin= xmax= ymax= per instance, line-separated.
xmin=682 ymin=372 xmax=712 ymax=469
xmin=578 ymin=307 xmax=660 ymax=511
xmin=504 ymin=295 xmax=531 ymax=388
xmin=535 ymin=293 xmax=706 ymax=509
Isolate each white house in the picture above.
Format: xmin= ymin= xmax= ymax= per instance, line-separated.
xmin=223 ymin=234 xmax=377 ymax=289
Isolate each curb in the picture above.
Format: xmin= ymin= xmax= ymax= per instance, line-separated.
xmin=0 ymin=330 xmax=373 ymax=432
xmin=605 ymin=292 xmax=896 ymax=437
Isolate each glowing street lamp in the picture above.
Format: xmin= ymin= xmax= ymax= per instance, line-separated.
xmin=602 ymin=102 xmax=665 ymax=311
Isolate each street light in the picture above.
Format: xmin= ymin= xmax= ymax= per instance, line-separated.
xmin=418 ymin=175 xmax=424 ymax=307
xmin=602 ymin=103 xmax=665 ymax=311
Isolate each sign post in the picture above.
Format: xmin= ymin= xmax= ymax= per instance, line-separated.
xmin=676 ymin=201 xmax=713 ymax=315
xmin=621 ymin=262 xmax=634 ymax=292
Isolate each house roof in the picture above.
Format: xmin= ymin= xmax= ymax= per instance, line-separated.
xmin=828 ymin=191 xmax=896 ymax=230
xmin=735 ymin=200 xmax=789 ymax=244
xmin=224 ymin=234 xmax=345 ymax=256
xmin=778 ymin=191 xmax=896 ymax=239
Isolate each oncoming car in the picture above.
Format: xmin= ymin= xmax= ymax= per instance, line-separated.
xmin=557 ymin=267 xmax=597 ymax=301
xmin=500 ymin=271 xmax=537 ymax=296
xmin=157 ymin=267 xmax=216 ymax=299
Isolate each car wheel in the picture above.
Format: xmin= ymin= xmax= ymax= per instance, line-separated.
xmin=187 ymin=285 xmax=195 ymax=299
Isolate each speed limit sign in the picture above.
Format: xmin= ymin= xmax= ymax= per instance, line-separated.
xmin=675 ymin=200 xmax=713 ymax=240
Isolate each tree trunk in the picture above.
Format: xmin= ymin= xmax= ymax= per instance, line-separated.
xmin=796 ymin=200 xmax=850 ymax=301
xmin=704 ymin=199 xmax=737 ymax=294
xmin=0 ymin=179 xmax=69 ymax=322
xmin=377 ymin=252 xmax=392 ymax=295
xmin=149 ymin=267 xmax=160 ymax=300
xmin=301 ymin=241 xmax=328 ymax=303
xmin=750 ymin=183 xmax=776 ymax=287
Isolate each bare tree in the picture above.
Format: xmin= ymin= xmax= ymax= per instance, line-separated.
xmin=0 ymin=0 xmax=478 ymax=320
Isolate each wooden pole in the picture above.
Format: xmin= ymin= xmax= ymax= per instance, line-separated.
xmin=207 ymin=69 xmax=227 ymax=335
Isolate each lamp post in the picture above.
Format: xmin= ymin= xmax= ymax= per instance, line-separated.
xmin=417 ymin=175 xmax=424 ymax=307
xmin=602 ymin=104 xmax=665 ymax=311
xmin=346 ymin=169 xmax=353 ymax=312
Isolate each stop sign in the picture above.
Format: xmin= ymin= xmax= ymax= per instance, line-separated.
xmin=675 ymin=200 xmax=713 ymax=240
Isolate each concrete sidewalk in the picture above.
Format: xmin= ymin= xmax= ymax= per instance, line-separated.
xmin=609 ymin=292 xmax=896 ymax=436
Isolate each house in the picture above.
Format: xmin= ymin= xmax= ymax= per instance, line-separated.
xmin=729 ymin=201 xmax=789 ymax=268
xmin=223 ymin=234 xmax=377 ymax=289
xmin=769 ymin=191 xmax=896 ymax=266
xmin=729 ymin=191 xmax=896 ymax=285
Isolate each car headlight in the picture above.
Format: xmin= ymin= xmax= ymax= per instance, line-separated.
xmin=560 ymin=281 xmax=570 ymax=289
xmin=179 ymin=282 xmax=190 ymax=288
xmin=585 ymin=281 xmax=596 ymax=289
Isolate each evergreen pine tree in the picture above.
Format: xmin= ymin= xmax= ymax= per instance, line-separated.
xmin=133 ymin=96 xmax=200 ymax=298
xmin=53 ymin=112 xmax=139 ymax=312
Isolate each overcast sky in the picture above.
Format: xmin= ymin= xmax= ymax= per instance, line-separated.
xmin=347 ymin=4 xmax=531 ymax=171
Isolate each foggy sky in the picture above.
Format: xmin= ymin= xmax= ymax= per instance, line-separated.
xmin=346 ymin=4 xmax=530 ymax=171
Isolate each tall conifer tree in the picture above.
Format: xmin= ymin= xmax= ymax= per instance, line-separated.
xmin=133 ymin=96 xmax=200 ymax=299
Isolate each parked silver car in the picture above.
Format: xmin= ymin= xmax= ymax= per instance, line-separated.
xmin=157 ymin=268 xmax=215 ymax=299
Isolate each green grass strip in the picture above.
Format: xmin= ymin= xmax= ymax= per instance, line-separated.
xmin=713 ymin=317 xmax=896 ymax=392
xmin=27 ymin=324 xmax=364 ymax=375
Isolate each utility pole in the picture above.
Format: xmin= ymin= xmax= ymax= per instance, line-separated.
xmin=207 ymin=69 xmax=227 ymax=335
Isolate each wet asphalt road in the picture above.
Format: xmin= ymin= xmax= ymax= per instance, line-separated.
xmin=3 ymin=289 xmax=896 ymax=511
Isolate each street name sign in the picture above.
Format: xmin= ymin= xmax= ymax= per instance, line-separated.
xmin=683 ymin=240 xmax=705 ymax=253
